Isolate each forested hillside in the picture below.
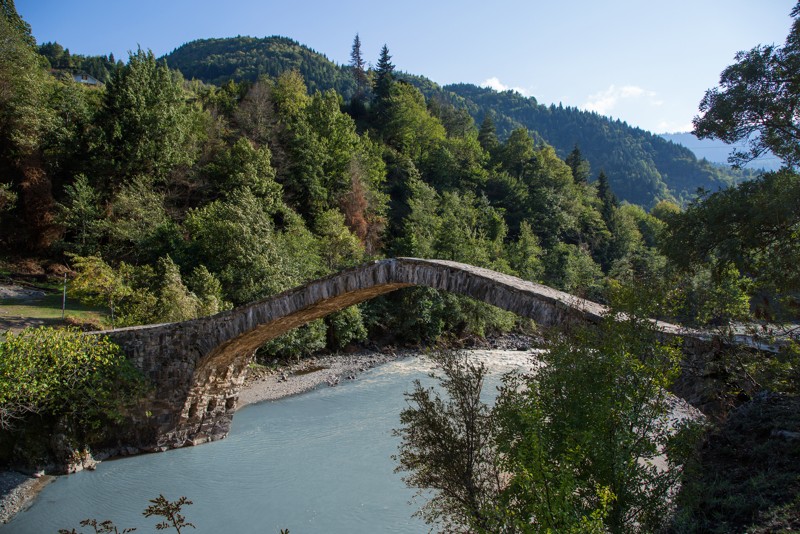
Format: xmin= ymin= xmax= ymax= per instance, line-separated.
xmin=441 ymin=84 xmax=759 ymax=206
xmin=163 ymin=36 xmax=757 ymax=207
xmin=164 ymin=36 xmax=356 ymax=95
xmin=3 ymin=22 xmax=721 ymax=355
xmin=3 ymin=2 xmax=800 ymax=530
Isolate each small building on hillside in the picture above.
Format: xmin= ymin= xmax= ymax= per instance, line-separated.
xmin=72 ymin=72 xmax=102 ymax=86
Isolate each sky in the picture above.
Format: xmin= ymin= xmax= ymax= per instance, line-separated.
xmin=16 ymin=0 xmax=797 ymax=134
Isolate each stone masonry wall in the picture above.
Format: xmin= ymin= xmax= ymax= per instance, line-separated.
xmin=104 ymin=258 xmax=712 ymax=450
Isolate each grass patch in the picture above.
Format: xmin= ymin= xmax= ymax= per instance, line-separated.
xmin=0 ymin=292 xmax=106 ymax=330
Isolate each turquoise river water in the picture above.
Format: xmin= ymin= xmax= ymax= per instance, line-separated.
xmin=2 ymin=351 xmax=531 ymax=534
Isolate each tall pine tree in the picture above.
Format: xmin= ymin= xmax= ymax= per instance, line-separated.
xmin=478 ymin=114 xmax=499 ymax=155
xmin=373 ymin=44 xmax=395 ymax=104
xmin=0 ymin=0 xmax=35 ymax=48
xmin=596 ymin=170 xmax=617 ymax=225
xmin=565 ymin=144 xmax=590 ymax=184
xmin=350 ymin=33 xmax=369 ymax=101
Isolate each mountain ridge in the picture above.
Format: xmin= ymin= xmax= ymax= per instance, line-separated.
xmin=162 ymin=35 xmax=759 ymax=207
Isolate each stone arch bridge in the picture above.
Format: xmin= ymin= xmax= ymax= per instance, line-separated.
xmin=105 ymin=257 xmax=711 ymax=451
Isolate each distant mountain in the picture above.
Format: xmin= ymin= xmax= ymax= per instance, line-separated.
xmin=163 ymin=36 xmax=758 ymax=207
xmin=660 ymin=132 xmax=781 ymax=172
xmin=421 ymin=84 xmax=760 ymax=206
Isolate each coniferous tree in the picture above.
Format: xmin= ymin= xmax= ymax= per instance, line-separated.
xmin=373 ymin=44 xmax=395 ymax=104
xmin=349 ymin=33 xmax=369 ymax=101
xmin=94 ymin=48 xmax=195 ymax=191
xmin=596 ymin=171 xmax=617 ymax=225
xmin=477 ymin=114 xmax=499 ymax=155
xmin=565 ymin=144 xmax=590 ymax=184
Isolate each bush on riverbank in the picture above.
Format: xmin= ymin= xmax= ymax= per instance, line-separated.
xmin=0 ymin=326 xmax=148 ymax=469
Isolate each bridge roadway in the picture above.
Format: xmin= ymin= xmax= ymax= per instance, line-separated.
xmin=103 ymin=257 xmax=722 ymax=451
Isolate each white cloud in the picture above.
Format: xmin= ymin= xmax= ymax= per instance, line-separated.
xmin=583 ymin=85 xmax=660 ymax=115
xmin=481 ymin=77 xmax=530 ymax=96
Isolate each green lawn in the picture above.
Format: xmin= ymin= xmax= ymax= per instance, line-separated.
xmin=0 ymin=292 xmax=106 ymax=331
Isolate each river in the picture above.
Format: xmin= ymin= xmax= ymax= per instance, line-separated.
xmin=2 ymin=350 xmax=533 ymax=534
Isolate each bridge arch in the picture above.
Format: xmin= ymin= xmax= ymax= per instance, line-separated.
xmin=105 ymin=258 xmax=680 ymax=450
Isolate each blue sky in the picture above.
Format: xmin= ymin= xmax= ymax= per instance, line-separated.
xmin=16 ymin=0 xmax=796 ymax=134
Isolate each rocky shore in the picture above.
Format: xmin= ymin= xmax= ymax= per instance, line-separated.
xmin=237 ymin=349 xmax=413 ymax=407
xmin=0 ymin=471 xmax=54 ymax=524
xmin=238 ymin=333 xmax=537 ymax=408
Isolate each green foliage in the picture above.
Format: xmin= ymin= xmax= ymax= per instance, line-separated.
xmin=258 ymin=320 xmax=326 ymax=361
xmin=160 ymin=35 xmax=755 ymax=208
xmin=543 ymin=243 xmax=605 ymax=300
xmin=693 ymin=3 xmax=800 ymax=168
xmin=394 ymin=351 xmax=504 ymax=532
xmin=0 ymin=182 xmax=17 ymax=213
xmin=0 ymin=327 xmax=145 ymax=433
xmin=0 ymin=10 xmax=54 ymax=158
xmin=684 ymin=264 xmax=753 ymax=325
xmin=163 ymin=36 xmax=355 ymax=95
xmin=314 ymin=209 xmax=364 ymax=270
xmin=349 ymin=34 xmax=369 ymax=101
xmin=672 ymin=393 xmax=800 ymax=533
xmin=494 ymin=311 xmax=693 ymax=533
xmin=443 ymin=83 xmax=753 ymax=207
xmin=68 ymin=254 xmax=133 ymax=326
xmin=103 ymin=175 xmax=172 ymax=262
xmin=395 ymin=292 xmax=700 ymax=533
xmin=381 ymin=82 xmax=447 ymax=163
xmin=1 ymin=0 xmax=34 ymax=48
xmin=58 ymin=174 xmax=102 ymax=254
xmin=368 ymin=288 xmax=449 ymax=344
xmin=94 ymin=48 xmax=196 ymax=188
xmin=477 ymin=114 xmax=499 ymax=155
xmin=423 ymin=134 xmax=488 ymax=192
xmin=373 ymin=44 xmax=396 ymax=106
xmin=184 ymin=188 xmax=297 ymax=304
xmin=565 ymin=144 xmax=590 ymax=184
xmin=39 ymin=41 xmax=119 ymax=83
xmin=185 ymin=265 xmax=231 ymax=317
xmin=661 ymin=169 xmax=800 ymax=319
xmin=505 ymin=221 xmax=544 ymax=282
xmin=68 ymin=253 xmax=227 ymax=326
xmin=325 ymin=305 xmax=368 ymax=350
xmin=204 ymin=137 xmax=281 ymax=200
xmin=154 ymin=255 xmax=203 ymax=323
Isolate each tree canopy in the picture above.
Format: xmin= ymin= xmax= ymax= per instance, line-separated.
xmin=693 ymin=3 xmax=800 ymax=168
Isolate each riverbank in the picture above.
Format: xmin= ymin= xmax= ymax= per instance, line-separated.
xmin=0 ymin=471 xmax=53 ymax=524
xmin=236 ymin=333 xmax=535 ymax=407
xmin=0 ymin=336 xmax=535 ymax=524
xmin=237 ymin=349 xmax=413 ymax=408
xmin=0 ymin=347 xmax=420 ymax=524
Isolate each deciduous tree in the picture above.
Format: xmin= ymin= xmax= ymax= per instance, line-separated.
xmin=693 ymin=3 xmax=800 ymax=168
